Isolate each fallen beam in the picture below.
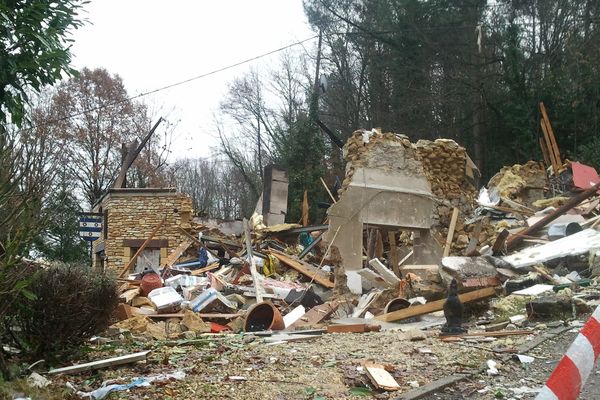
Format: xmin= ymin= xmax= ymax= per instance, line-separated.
xmin=376 ymin=287 xmax=497 ymax=322
xmin=269 ymin=249 xmax=334 ymax=288
xmin=48 ymin=351 xmax=150 ymax=375
xmin=506 ymin=181 xmax=600 ymax=250
xmin=438 ymin=330 xmax=534 ymax=341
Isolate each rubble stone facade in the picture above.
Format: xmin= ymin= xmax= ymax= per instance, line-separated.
xmin=92 ymin=188 xmax=193 ymax=273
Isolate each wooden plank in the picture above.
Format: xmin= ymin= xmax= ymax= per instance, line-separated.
xmin=164 ymin=239 xmax=193 ymax=267
xmin=398 ymin=374 xmax=470 ymax=400
xmin=443 ymin=208 xmax=459 ymax=257
xmin=439 ymin=330 xmax=534 ymax=341
xmin=320 ymin=177 xmax=337 ymax=204
xmin=540 ymin=102 xmax=562 ymax=171
xmin=119 ymin=288 xmax=140 ymax=304
xmin=540 ymin=118 xmax=559 ymax=174
xmin=539 ymin=137 xmax=551 ymax=169
xmin=531 ymin=265 xmax=560 ymax=285
xmin=368 ymin=258 xmax=401 ymax=286
xmin=398 ymin=250 xmax=413 ymax=268
xmin=147 ymin=313 xmax=243 ymax=319
xmin=376 ymin=287 xmax=497 ymax=322
xmin=243 ymin=218 xmax=264 ymax=303
xmin=288 ymin=301 xmax=339 ymax=329
xmin=269 ymin=249 xmax=334 ymax=288
xmin=491 ymin=228 xmax=509 ymax=255
xmin=119 ymin=217 xmax=166 ymax=278
xmin=388 ymin=231 xmax=400 ymax=277
xmin=374 ymin=230 xmax=384 ymax=259
xmin=364 ymin=361 xmax=400 ymax=391
xmin=48 ymin=351 xmax=150 ymax=375
xmin=190 ymin=263 xmax=220 ymax=276
xmin=327 ymin=323 xmax=381 ymax=333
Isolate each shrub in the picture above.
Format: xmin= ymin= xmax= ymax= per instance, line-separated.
xmin=7 ymin=264 xmax=119 ymax=356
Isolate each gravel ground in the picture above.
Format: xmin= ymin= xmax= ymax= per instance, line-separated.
xmin=5 ymin=318 xmax=598 ymax=399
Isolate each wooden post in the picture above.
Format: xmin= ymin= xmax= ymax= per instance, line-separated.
xmin=388 ymin=231 xmax=400 ymax=277
xmin=119 ymin=216 xmax=166 ymax=278
xmin=243 ymin=218 xmax=264 ymax=303
xmin=443 ymin=208 xmax=460 ymax=257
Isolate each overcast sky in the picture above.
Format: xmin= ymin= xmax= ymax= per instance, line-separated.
xmin=70 ymin=0 xmax=315 ymax=160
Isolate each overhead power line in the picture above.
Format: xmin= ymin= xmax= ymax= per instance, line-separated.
xmin=13 ymin=35 xmax=319 ymax=133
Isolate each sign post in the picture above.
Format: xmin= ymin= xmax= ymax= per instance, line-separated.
xmin=79 ymin=212 xmax=103 ymax=268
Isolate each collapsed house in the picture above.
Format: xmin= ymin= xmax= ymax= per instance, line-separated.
xmin=69 ymin=118 xmax=600 ymax=360
xmin=91 ymin=188 xmax=193 ymax=272
xmin=44 ymin=120 xmax=600 ymax=397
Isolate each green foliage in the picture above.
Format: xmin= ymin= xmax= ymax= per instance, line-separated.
xmin=0 ymin=0 xmax=88 ymax=126
xmin=32 ymin=187 xmax=87 ymax=262
xmin=578 ymin=136 xmax=600 ymax=172
xmin=280 ymin=110 xmax=327 ymax=223
xmin=5 ymin=264 xmax=118 ymax=356
xmin=304 ymin=0 xmax=600 ymax=179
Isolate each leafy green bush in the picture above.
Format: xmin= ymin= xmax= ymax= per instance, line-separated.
xmin=7 ymin=264 xmax=118 ymax=356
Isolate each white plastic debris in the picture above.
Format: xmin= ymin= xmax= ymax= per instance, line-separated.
xmin=478 ymin=187 xmax=500 ymax=207
xmin=361 ymin=130 xmax=371 ymax=144
xmin=408 ymin=381 xmax=420 ymax=388
xmin=486 ymin=360 xmax=499 ymax=375
xmin=515 ymin=354 xmax=535 ymax=364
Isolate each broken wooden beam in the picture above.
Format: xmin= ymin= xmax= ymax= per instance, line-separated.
xmin=163 ymin=239 xmax=193 ymax=268
xmin=376 ymin=287 xmax=497 ymax=322
xmin=269 ymin=249 xmax=334 ymax=288
xmin=327 ymin=323 xmax=381 ymax=333
xmin=506 ymin=181 xmax=600 ymax=250
xmin=439 ymin=330 xmax=534 ymax=341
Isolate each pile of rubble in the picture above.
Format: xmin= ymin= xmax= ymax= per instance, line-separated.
xmin=36 ymin=129 xmax=600 ymax=399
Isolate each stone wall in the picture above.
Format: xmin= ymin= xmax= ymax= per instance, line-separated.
xmin=92 ymin=188 xmax=193 ymax=272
